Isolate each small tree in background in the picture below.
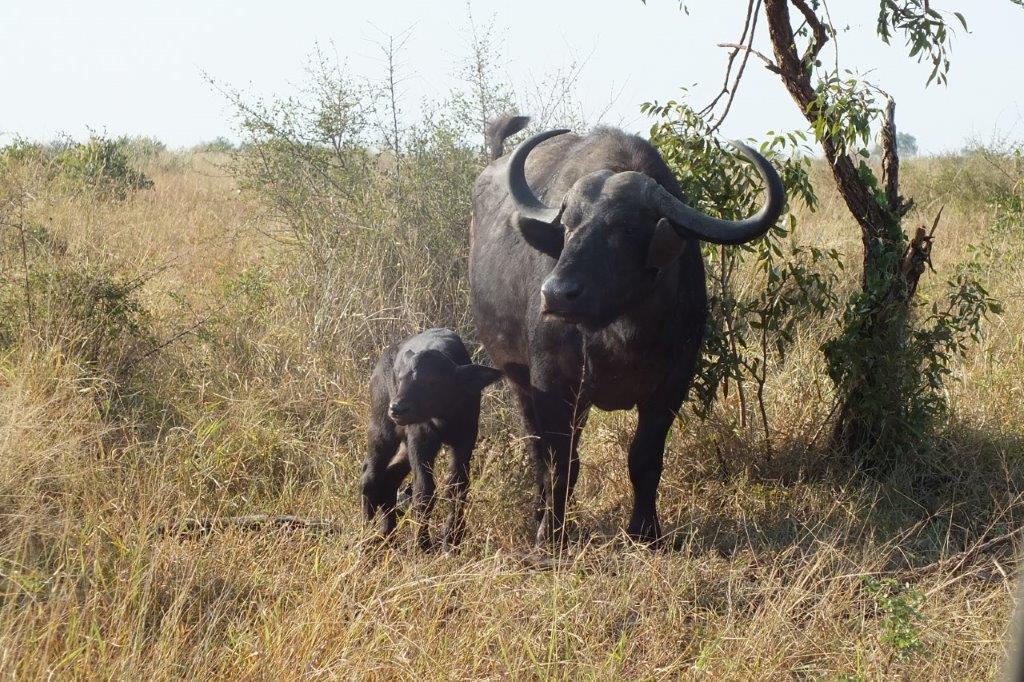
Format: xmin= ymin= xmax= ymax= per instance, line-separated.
xmin=874 ymin=132 xmax=918 ymax=158
xmin=897 ymin=132 xmax=919 ymax=158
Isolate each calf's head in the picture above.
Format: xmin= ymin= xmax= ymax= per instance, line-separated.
xmin=388 ymin=349 xmax=503 ymax=425
xmin=507 ymin=129 xmax=785 ymax=327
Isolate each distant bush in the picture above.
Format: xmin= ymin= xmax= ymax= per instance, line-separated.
xmin=0 ymin=138 xmax=52 ymax=166
xmin=0 ymin=135 xmax=154 ymax=200
xmin=227 ymin=52 xmax=491 ymax=399
xmin=53 ymin=136 xmax=154 ymax=199
xmin=116 ymin=135 xmax=167 ymax=164
xmin=901 ymin=143 xmax=1022 ymax=212
xmin=193 ymin=136 xmax=237 ymax=153
xmin=872 ymin=131 xmax=918 ymax=158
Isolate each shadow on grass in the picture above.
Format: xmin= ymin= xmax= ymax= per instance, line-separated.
xmin=572 ymin=421 xmax=1024 ymax=567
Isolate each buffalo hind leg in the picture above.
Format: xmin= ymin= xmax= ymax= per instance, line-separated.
xmin=440 ymin=441 xmax=473 ymax=549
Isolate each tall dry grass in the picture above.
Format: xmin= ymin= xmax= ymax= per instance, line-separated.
xmin=0 ymin=139 xmax=1022 ymax=680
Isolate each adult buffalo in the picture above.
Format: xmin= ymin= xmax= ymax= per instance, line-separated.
xmin=469 ymin=116 xmax=784 ymax=545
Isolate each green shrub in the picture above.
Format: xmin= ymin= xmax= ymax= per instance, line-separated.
xmin=0 ymin=135 xmax=154 ymax=200
xmin=0 ymin=139 xmax=51 ymax=167
xmin=53 ymin=136 xmax=154 ymax=199
xmin=0 ymin=224 xmax=154 ymax=379
xmin=863 ymin=577 xmax=926 ymax=660
xmin=644 ymin=99 xmax=842 ymax=453
xmin=193 ymin=136 xmax=237 ymax=153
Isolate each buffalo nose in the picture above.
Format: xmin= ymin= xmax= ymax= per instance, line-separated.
xmin=388 ymin=402 xmax=407 ymax=417
xmin=541 ymin=277 xmax=583 ymax=307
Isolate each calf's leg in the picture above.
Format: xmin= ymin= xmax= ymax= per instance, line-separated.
xmin=362 ymin=423 xmax=409 ymax=537
xmin=406 ymin=426 xmax=442 ymax=551
xmin=441 ymin=441 xmax=473 ymax=549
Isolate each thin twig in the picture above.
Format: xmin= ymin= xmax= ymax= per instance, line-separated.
xmin=157 ymin=515 xmax=345 ymax=537
xmin=917 ymin=524 xmax=1024 ymax=577
xmin=701 ymin=0 xmax=758 ymax=117
xmin=716 ymin=43 xmax=781 ymax=74
xmin=125 ymin=290 xmax=245 ymax=368
xmin=707 ymin=0 xmax=765 ymax=134
xmin=17 ymin=204 xmax=33 ymax=325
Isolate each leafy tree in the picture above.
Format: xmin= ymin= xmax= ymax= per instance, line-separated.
xmin=193 ymin=137 xmax=237 ymax=153
xmin=648 ymin=1 xmax=1010 ymax=465
xmin=643 ymin=99 xmax=840 ymax=456
xmin=874 ymin=132 xmax=918 ymax=158
xmin=896 ymin=132 xmax=919 ymax=157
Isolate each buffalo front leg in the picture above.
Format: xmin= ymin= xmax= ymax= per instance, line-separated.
xmin=510 ymin=386 xmax=549 ymax=528
xmin=626 ymin=405 xmax=677 ymax=545
xmin=362 ymin=427 xmax=409 ymax=538
xmin=406 ymin=427 xmax=442 ymax=551
xmin=530 ymin=392 xmax=585 ymax=548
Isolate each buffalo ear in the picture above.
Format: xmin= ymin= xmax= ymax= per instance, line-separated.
xmin=455 ymin=364 xmax=504 ymax=393
xmin=646 ymin=217 xmax=685 ymax=269
xmin=516 ymin=215 xmax=564 ymax=259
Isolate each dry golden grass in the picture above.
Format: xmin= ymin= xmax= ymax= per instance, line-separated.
xmin=0 ymin=149 xmax=1022 ymax=679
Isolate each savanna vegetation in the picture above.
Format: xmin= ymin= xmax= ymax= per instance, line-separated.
xmin=2 ymin=8 xmax=1024 ymax=680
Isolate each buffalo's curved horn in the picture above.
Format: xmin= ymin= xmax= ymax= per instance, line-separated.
xmin=506 ymin=128 xmax=570 ymax=224
xmin=645 ymin=141 xmax=785 ymax=246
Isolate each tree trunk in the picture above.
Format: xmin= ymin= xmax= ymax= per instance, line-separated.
xmin=762 ymin=0 xmax=936 ymax=460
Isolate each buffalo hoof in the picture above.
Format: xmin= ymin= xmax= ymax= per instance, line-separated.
xmin=440 ymin=539 xmax=463 ymax=554
xmin=414 ymin=528 xmax=435 ymax=553
xmin=396 ymin=484 xmax=414 ymax=515
xmin=520 ymin=547 xmax=562 ymax=569
xmin=363 ymin=532 xmax=398 ymax=554
xmin=626 ymin=514 xmax=663 ymax=547
xmin=534 ymin=514 xmax=570 ymax=549
xmin=378 ymin=510 xmax=399 ymax=538
xmin=440 ymin=523 xmax=466 ymax=552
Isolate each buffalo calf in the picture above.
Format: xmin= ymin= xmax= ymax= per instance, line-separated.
xmin=362 ymin=328 xmax=502 ymax=549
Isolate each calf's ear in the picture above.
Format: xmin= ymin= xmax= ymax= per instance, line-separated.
xmin=455 ymin=364 xmax=504 ymax=392
xmin=646 ymin=217 xmax=685 ymax=269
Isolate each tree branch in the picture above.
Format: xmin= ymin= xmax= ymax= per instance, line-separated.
xmin=701 ymin=0 xmax=764 ymax=132
xmin=701 ymin=0 xmax=758 ymax=116
xmin=716 ymin=43 xmax=781 ymax=74
xmin=899 ymin=206 xmax=941 ymax=299
xmin=916 ymin=521 xmax=1024 ymax=577
xmin=880 ymin=96 xmax=906 ymax=216
xmin=763 ymin=0 xmax=895 ymax=241
xmin=790 ymin=0 xmax=830 ymax=66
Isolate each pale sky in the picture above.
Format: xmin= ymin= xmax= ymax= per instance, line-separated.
xmin=2 ymin=1 xmax=1022 ymax=153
